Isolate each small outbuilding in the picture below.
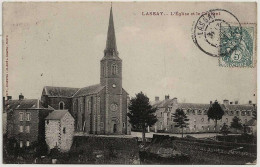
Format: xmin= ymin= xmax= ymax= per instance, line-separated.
xmin=45 ymin=110 xmax=74 ymax=152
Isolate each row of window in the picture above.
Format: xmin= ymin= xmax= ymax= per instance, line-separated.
xmin=102 ymin=64 xmax=119 ymax=76
xmin=73 ymin=99 xmax=92 ymax=113
xmin=164 ymin=109 xmax=253 ymax=117
xmin=171 ymin=125 xmax=216 ymax=131
xmin=184 ymin=109 xmax=252 ymax=116
xmin=168 ymin=117 xmax=248 ymax=124
xmin=19 ymin=112 xmax=31 ymax=121
xmin=19 ymin=125 xmax=30 ymax=133
xmin=17 ymin=140 xmax=30 ymax=148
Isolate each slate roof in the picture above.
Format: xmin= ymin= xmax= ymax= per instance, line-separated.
xmin=224 ymin=104 xmax=255 ymax=111
xmin=73 ymin=84 xmax=104 ymax=97
xmin=43 ymin=86 xmax=80 ymax=97
xmin=178 ymin=103 xmax=211 ymax=110
xmin=151 ymin=98 xmax=255 ymax=112
xmin=152 ymin=99 xmax=174 ymax=108
xmin=5 ymin=99 xmax=45 ymax=110
xmin=45 ymin=110 xmax=68 ymax=120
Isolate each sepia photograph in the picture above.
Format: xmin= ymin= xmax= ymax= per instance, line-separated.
xmin=2 ymin=1 xmax=257 ymax=165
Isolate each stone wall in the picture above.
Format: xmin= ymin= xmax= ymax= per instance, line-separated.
xmin=60 ymin=112 xmax=74 ymax=152
xmin=45 ymin=120 xmax=60 ymax=150
xmin=173 ymin=139 xmax=256 ymax=164
xmin=70 ymin=136 xmax=139 ymax=164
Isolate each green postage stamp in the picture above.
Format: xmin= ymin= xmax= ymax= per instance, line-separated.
xmin=219 ymin=24 xmax=256 ymax=67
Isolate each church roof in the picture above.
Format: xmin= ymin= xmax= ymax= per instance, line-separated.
xmin=45 ymin=110 xmax=69 ymax=120
xmin=43 ymin=86 xmax=80 ymax=97
xmin=105 ymin=6 xmax=117 ymax=53
xmin=73 ymin=84 xmax=105 ymax=97
xmin=5 ymin=99 xmax=45 ymax=110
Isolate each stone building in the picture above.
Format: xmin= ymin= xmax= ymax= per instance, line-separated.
xmin=151 ymin=96 xmax=256 ymax=133
xmin=45 ymin=110 xmax=74 ymax=152
xmin=5 ymin=94 xmax=53 ymax=148
xmin=41 ymin=7 xmax=131 ymax=135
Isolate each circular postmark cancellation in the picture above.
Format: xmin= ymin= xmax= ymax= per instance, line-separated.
xmin=192 ymin=9 xmax=242 ymax=57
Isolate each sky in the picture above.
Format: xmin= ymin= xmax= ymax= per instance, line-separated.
xmin=3 ymin=2 xmax=257 ymax=104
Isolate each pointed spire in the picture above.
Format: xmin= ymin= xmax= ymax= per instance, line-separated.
xmin=105 ymin=5 xmax=118 ymax=56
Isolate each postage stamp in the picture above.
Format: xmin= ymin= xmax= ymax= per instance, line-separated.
xmin=219 ymin=24 xmax=256 ymax=67
xmin=192 ymin=9 xmax=242 ymax=57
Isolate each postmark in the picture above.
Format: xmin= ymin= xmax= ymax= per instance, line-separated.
xmin=219 ymin=24 xmax=256 ymax=67
xmin=192 ymin=9 xmax=242 ymax=57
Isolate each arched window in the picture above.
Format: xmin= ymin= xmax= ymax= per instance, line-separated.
xmin=59 ymin=101 xmax=65 ymax=110
xmin=112 ymin=64 xmax=117 ymax=75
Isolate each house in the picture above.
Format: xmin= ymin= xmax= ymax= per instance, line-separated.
xmin=5 ymin=94 xmax=54 ymax=149
xmin=245 ymin=118 xmax=257 ymax=136
xmin=41 ymin=7 xmax=131 ymax=135
xmin=151 ymin=96 xmax=256 ymax=133
xmin=45 ymin=110 xmax=74 ymax=152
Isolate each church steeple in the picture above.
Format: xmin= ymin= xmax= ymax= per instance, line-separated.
xmin=104 ymin=6 xmax=118 ymax=56
xmin=101 ymin=5 xmax=122 ymax=88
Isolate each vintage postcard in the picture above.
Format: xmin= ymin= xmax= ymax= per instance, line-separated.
xmin=2 ymin=1 xmax=257 ymax=165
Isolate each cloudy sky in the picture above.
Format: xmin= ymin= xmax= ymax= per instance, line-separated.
xmin=3 ymin=2 xmax=256 ymax=104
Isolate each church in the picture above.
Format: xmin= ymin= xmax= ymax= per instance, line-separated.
xmin=41 ymin=7 xmax=131 ymax=135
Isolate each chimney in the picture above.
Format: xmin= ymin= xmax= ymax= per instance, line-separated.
xmin=223 ymin=99 xmax=229 ymax=106
xmin=155 ymin=96 xmax=159 ymax=101
xmin=19 ymin=93 xmax=24 ymax=100
xmin=7 ymin=96 xmax=12 ymax=100
xmin=235 ymin=101 xmax=238 ymax=105
xmin=173 ymin=97 xmax=178 ymax=104
xmin=249 ymin=100 xmax=252 ymax=105
xmin=210 ymin=101 xmax=212 ymax=104
xmin=165 ymin=95 xmax=170 ymax=100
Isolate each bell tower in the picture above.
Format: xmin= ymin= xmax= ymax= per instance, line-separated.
xmin=100 ymin=6 xmax=123 ymax=134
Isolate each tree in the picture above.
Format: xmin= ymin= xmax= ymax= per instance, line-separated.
xmin=172 ymin=109 xmax=189 ymax=138
xmin=207 ymin=100 xmax=224 ymax=136
xmin=230 ymin=116 xmax=243 ymax=133
xmin=220 ymin=123 xmax=230 ymax=136
xmin=127 ymin=92 xmax=158 ymax=143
